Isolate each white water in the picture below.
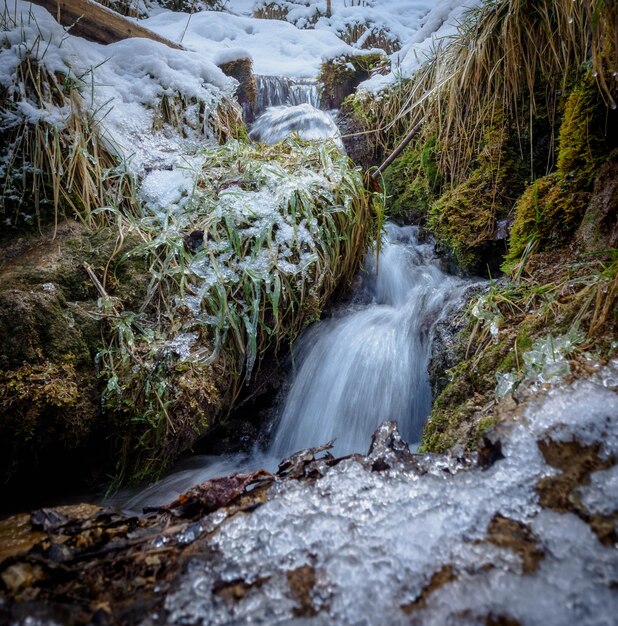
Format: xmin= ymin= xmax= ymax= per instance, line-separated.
xmin=121 ymin=223 xmax=468 ymax=510
xmin=255 ymin=75 xmax=321 ymax=114
xmin=249 ymin=103 xmax=343 ymax=149
xmin=270 ymin=223 xmax=468 ymax=458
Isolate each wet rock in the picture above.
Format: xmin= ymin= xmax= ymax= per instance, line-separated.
xmin=401 ymin=565 xmax=457 ymax=613
xmin=276 ymin=441 xmax=336 ymax=479
xmin=484 ymin=514 xmax=544 ymax=574
xmin=367 ymin=420 xmax=415 ymax=471
xmin=428 ymin=282 xmax=487 ymax=399
xmin=476 ymin=435 xmax=505 ymax=470
xmin=217 ymin=56 xmax=257 ymax=123
xmin=148 ymin=469 xmax=273 ymax=518
xmin=576 ymin=160 xmax=618 ymax=251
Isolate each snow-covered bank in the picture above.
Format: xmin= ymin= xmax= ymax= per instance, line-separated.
xmin=142 ymin=0 xmax=481 ymax=88
xmin=1 ymin=0 xmax=237 ymax=180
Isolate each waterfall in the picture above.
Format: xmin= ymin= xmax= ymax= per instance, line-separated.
xmin=255 ymin=75 xmax=321 ymax=115
xmin=120 ymin=223 xmax=469 ymax=511
xmin=269 ymin=223 xmax=468 ymax=458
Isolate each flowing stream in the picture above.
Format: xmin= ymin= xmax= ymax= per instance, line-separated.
xmin=270 ymin=223 xmax=467 ymax=458
xmin=122 ymin=223 xmax=469 ymax=511
xmin=254 ymin=75 xmax=321 ymax=114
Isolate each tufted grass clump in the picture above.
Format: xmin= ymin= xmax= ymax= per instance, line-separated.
xmin=98 ymin=137 xmax=379 ymax=482
xmin=0 ymin=53 xmax=137 ymax=234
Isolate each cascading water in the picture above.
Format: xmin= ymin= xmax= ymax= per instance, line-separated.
xmin=270 ymin=223 xmax=468 ymax=458
xmin=249 ymin=103 xmax=343 ymax=149
xmin=121 ymin=223 xmax=469 ymax=510
xmin=255 ymin=75 xmax=321 ymax=114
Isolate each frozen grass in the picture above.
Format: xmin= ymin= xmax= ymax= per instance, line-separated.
xmin=0 ymin=40 xmax=137 ymax=230
xmin=97 ymin=137 xmax=380 ymax=482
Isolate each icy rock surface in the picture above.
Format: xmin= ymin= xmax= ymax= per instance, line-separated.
xmin=164 ymin=364 xmax=618 ymax=625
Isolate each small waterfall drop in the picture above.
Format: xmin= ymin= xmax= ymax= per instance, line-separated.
xmin=269 ymin=223 xmax=467 ymax=458
xmin=255 ymin=75 xmax=321 ymax=115
xmin=120 ymin=223 xmax=468 ymax=510
xmin=249 ymin=103 xmax=343 ymax=149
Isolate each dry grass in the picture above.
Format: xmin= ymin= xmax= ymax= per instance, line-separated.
xmin=356 ymin=0 xmax=616 ymax=183
xmin=1 ymin=55 xmax=136 ymax=232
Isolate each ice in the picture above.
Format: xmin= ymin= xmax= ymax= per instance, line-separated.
xmin=578 ymin=465 xmax=618 ymax=516
xmin=163 ymin=362 xmax=618 ymax=625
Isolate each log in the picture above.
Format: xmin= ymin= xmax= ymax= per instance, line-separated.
xmin=30 ymin=0 xmax=184 ymax=49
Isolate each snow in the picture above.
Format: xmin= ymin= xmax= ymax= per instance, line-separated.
xmin=142 ymin=0 xmax=482 ymax=88
xmin=164 ymin=362 xmax=618 ymax=625
xmin=1 ymin=0 xmax=236 ymax=177
xmin=143 ymin=9 xmax=357 ymax=77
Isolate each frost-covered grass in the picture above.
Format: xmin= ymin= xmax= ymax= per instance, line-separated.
xmin=98 ymin=137 xmax=378 ymax=482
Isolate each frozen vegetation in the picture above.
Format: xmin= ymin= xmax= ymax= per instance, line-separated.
xmin=163 ymin=363 xmax=618 ymax=625
xmin=0 ymin=1 xmax=237 ymax=179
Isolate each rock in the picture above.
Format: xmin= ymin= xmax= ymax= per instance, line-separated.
xmin=576 ymin=160 xmax=618 ymax=251
xmin=367 ymin=420 xmax=414 ymax=471
xmin=218 ymin=56 xmax=257 ymax=123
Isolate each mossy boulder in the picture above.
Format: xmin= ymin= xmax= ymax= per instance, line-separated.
xmin=383 ymin=135 xmax=442 ymax=223
xmin=428 ymin=118 xmax=527 ymax=275
xmin=319 ymin=53 xmax=389 ymax=109
xmin=0 ymin=221 xmax=150 ymax=506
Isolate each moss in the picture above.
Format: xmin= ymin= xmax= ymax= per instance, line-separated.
xmin=383 ymin=135 xmax=442 ymax=222
xmin=505 ymin=73 xmax=615 ymax=267
xmin=0 ymin=221 xmax=154 ymax=493
xmin=319 ymin=53 xmax=388 ymax=109
xmin=428 ymin=117 xmax=526 ymax=271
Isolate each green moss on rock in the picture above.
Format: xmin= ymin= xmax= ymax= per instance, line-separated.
xmin=383 ymin=135 xmax=442 ymax=222
xmin=319 ymin=53 xmax=388 ymax=109
xmin=428 ymin=118 xmax=526 ymax=271
xmin=505 ymin=73 xmax=615 ymax=267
